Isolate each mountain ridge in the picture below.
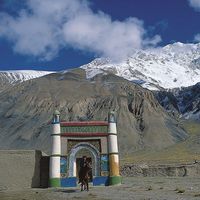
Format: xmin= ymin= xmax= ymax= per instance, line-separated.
xmin=1 ymin=42 xmax=199 ymax=91
xmin=0 ymin=42 xmax=199 ymax=121
xmin=0 ymin=70 xmax=54 ymax=92
xmin=81 ymin=42 xmax=200 ymax=90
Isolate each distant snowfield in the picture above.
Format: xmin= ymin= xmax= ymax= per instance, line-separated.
xmin=0 ymin=70 xmax=54 ymax=84
xmin=81 ymin=42 xmax=200 ymax=90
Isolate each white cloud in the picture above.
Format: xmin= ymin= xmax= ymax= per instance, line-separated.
xmin=194 ymin=33 xmax=200 ymax=42
xmin=0 ymin=0 xmax=161 ymax=61
xmin=189 ymin=0 xmax=200 ymax=43
xmin=188 ymin=0 xmax=200 ymax=11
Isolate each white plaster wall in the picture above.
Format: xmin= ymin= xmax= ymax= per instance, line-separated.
xmin=108 ymin=135 xmax=118 ymax=153
xmin=51 ymin=136 xmax=61 ymax=155
xmin=53 ymin=123 xmax=60 ymax=134
xmin=108 ymin=123 xmax=117 ymax=134
xmin=49 ymin=156 xmax=60 ymax=178
xmin=73 ymin=160 xmax=77 ymax=176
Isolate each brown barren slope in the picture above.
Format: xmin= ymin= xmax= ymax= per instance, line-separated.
xmin=0 ymin=69 xmax=187 ymax=156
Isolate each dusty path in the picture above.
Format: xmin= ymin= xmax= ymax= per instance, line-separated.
xmin=1 ymin=177 xmax=200 ymax=200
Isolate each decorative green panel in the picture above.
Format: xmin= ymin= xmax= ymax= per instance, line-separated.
xmin=61 ymin=126 xmax=107 ymax=133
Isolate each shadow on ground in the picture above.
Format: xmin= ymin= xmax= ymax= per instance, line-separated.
xmin=55 ymin=189 xmax=78 ymax=193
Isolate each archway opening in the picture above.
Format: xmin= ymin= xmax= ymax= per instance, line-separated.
xmin=76 ymin=148 xmax=94 ymax=182
xmin=68 ymin=142 xmax=100 ymax=179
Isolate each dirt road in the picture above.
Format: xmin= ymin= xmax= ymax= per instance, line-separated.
xmin=1 ymin=177 xmax=200 ymax=200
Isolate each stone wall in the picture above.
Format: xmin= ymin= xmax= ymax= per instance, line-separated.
xmin=121 ymin=163 xmax=200 ymax=177
xmin=0 ymin=150 xmax=42 ymax=190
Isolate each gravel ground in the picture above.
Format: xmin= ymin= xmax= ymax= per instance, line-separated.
xmin=1 ymin=177 xmax=200 ymax=200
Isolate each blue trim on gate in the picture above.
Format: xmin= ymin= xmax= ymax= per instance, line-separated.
xmin=60 ymin=176 xmax=109 ymax=187
xmin=61 ymin=177 xmax=77 ymax=187
xmin=93 ymin=176 xmax=109 ymax=186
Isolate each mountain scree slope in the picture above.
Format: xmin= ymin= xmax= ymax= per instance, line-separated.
xmin=0 ymin=69 xmax=188 ymax=156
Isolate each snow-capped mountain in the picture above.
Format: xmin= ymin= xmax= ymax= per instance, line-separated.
xmin=81 ymin=42 xmax=200 ymax=90
xmin=1 ymin=42 xmax=199 ymax=91
xmin=0 ymin=70 xmax=54 ymax=84
xmin=0 ymin=42 xmax=199 ymax=120
xmin=0 ymin=70 xmax=54 ymax=92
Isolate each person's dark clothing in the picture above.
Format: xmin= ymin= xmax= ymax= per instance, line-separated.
xmin=80 ymin=159 xmax=86 ymax=168
xmin=78 ymin=158 xmax=87 ymax=183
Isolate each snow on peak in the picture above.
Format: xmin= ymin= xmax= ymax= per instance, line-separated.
xmin=0 ymin=70 xmax=54 ymax=84
xmin=81 ymin=42 xmax=200 ymax=90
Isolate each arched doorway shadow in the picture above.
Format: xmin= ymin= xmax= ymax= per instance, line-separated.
xmin=68 ymin=143 xmax=100 ymax=178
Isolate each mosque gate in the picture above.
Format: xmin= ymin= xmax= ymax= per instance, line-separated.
xmin=49 ymin=110 xmax=121 ymax=187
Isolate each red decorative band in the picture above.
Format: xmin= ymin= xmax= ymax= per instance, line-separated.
xmin=61 ymin=132 xmax=108 ymax=137
xmin=60 ymin=121 xmax=108 ymax=127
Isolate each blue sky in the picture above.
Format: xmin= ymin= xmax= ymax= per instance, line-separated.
xmin=0 ymin=0 xmax=199 ymax=71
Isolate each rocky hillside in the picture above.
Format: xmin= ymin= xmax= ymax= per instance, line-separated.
xmin=0 ymin=69 xmax=188 ymax=155
xmin=155 ymin=83 xmax=200 ymax=120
